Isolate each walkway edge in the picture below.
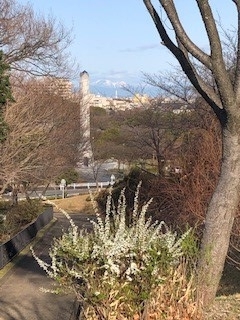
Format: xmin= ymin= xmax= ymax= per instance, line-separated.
xmin=0 ymin=217 xmax=58 ymax=281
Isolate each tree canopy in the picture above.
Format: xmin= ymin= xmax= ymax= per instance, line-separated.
xmin=0 ymin=50 xmax=13 ymax=142
xmin=0 ymin=51 xmax=13 ymax=107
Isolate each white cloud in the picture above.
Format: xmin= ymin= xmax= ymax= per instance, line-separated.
xmin=120 ymin=44 xmax=160 ymax=53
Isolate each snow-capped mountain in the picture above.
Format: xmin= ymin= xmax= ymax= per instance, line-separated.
xmin=93 ymin=79 xmax=127 ymax=88
xmin=91 ymin=79 xmax=130 ymax=98
xmin=89 ymin=79 xmax=158 ymax=98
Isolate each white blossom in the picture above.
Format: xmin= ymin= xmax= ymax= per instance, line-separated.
xmin=33 ymin=183 xmax=192 ymax=301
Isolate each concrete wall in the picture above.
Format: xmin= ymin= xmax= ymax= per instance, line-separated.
xmin=0 ymin=206 xmax=53 ymax=269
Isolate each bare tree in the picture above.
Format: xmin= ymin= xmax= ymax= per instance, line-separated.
xmin=143 ymin=0 xmax=240 ymax=306
xmin=0 ymin=79 xmax=80 ymax=203
xmin=90 ymin=107 xmax=144 ymax=171
xmin=144 ymin=68 xmax=198 ymax=103
xmin=0 ymin=0 xmax=75 ymax=78
xmin=124 ymin=105 xmax=189 ymax=175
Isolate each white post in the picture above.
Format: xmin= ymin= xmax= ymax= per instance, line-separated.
xmin=60 ymin=179 xmax=67 ymax=199
xmin=110 ymin=174 xmax=116 ymax=186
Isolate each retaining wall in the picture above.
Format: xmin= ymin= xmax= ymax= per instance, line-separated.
xmin=0 ymin=206 xmax=53 ymax=269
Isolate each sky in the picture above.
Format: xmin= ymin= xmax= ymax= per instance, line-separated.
xmin=18 ymin=0 xmax=237 ymax=90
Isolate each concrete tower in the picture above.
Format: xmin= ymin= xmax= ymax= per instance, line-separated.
xmin=79 ymin=70 xmax=92 ymax=166
xmin=80 ymin=70 xmax=90 ymax=96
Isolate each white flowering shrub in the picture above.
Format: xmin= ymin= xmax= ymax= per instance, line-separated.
xmin=31 ymin=183 xmax=197 ymax=319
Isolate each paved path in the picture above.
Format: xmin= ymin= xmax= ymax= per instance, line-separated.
xmin=0 ymin=212 xmax=95 ymax=320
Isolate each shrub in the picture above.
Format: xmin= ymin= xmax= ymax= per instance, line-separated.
xmin=32 ymin=184 xmax=201 ymax=319
xmin=5 ymin=199 xmax=43 ymax=225
xmin=55 ymin=168 xmax=79 ymax=185
xmin=0 ymin=199 xmax=44 ymax=243
xmin=96 ymin=167 xmax=154 ymax=218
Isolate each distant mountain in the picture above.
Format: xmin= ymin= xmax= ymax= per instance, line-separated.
xmin=93 ymin=79 xmax=127 ymax=88
xmin=90 ymin=79 xmax=158 ymax=98
xmin=90 ymin=79 xmax=130 ymax=98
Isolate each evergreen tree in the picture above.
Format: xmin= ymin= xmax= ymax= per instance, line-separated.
xmin=0 ymin=50 xmax=14 ymax=142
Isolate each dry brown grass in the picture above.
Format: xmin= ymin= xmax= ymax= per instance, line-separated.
xmin=50 ymin=194 xmax=94 ymax=214
xmin=146 ymin=263 xmax=202 ymax=320
xmin=80 ymin=262 xmax=202 ymax=320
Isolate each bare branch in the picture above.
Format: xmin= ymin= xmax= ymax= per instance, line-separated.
xmin=196 ymin=0 xmax=235 ymax=106
xmin=160 ymin=0 xmax=212 ymax=69
xmin=0 ymin=79 xmax=80 ymax=190
xmin=143 ymin=0 xmax=228 ymax=126
xmin=0 ymin=0 xmax=76 ymax=78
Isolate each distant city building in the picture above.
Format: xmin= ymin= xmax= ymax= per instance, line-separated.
xmin=89 ymin=95 xmax=141 ymax=110
xmin=132 ymin=93 xmax=149 ymax=104
xmin=78 ymin=71 xmax=148 ymax=111
xmin=150 ymin=97 xmax=194 ymax=114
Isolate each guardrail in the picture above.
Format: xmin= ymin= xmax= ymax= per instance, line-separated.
xmin=65 ymin=181 xmax=110 ymax=189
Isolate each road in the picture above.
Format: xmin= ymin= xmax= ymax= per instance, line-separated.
xmin=1 ymin=161 xmax=124 ymax=201
xmin=76 ymin=160 xmax=124 ymax=182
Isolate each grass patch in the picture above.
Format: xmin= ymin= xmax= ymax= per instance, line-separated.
xmin=49 ymin=194 xmax=94 ymax=214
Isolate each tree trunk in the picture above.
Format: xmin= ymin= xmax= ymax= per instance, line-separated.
xmin=21 ymin=183 xmax=31 ymax=202
xmin=11 ymin=185 xmax=18 ymax=206
xmin=197 ymin=129 xmax=240 ymax=306
xmin=156 ymin=153 xmax=164 ymax=176
xmin=41 ymin=183 xmax=50 ymax=196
